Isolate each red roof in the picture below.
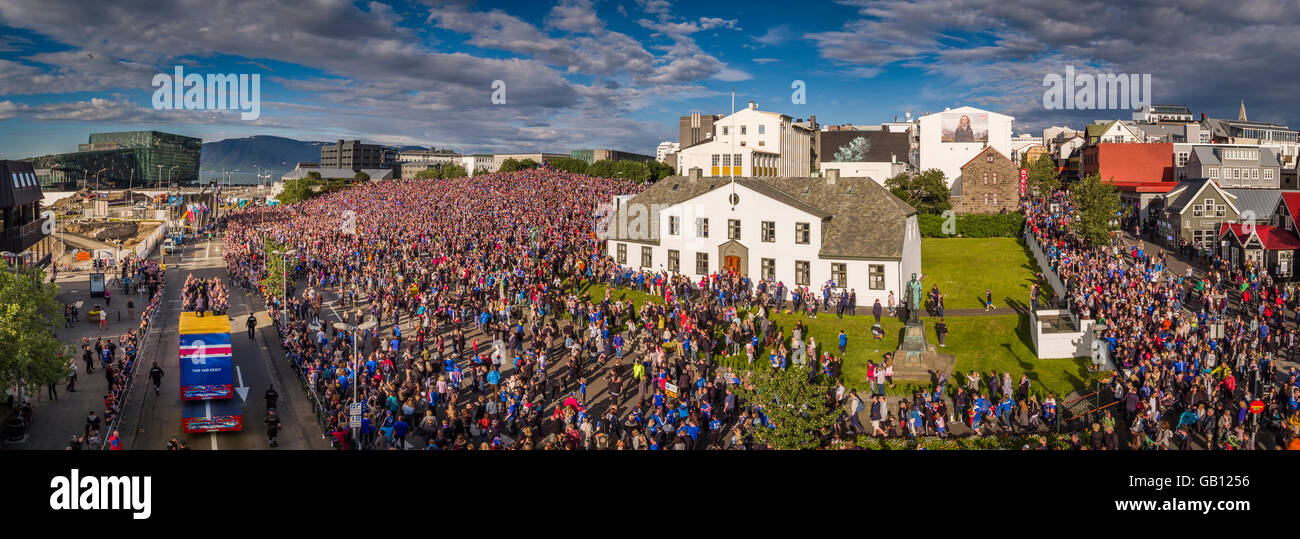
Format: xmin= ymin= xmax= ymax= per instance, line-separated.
xmin=1084 ymin=143 xmax=1175 ymax=184
xmin=1281 ymin=192 xmax=1300 ymax=229
xmin=1219 ymin=223 xmax=1300 ymax=250
xmin=1111 ymin=181 xmax=1178 ymax=193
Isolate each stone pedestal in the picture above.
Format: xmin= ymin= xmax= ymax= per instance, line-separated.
xmin=892 ymin=320 xmax=956 ymax=381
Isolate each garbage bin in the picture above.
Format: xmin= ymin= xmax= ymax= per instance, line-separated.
xmin=5 ymin=415 xmax=25 ymax=441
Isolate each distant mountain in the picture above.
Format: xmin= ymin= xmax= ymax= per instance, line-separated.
xmin=200 ymin=135 xmax=330 ymax=183
xmin=199 ymin=137 xmax=430 ymax=183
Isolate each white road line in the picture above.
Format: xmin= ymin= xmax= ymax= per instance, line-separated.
xmin=207 ymin=400 xmax=218 ymax=450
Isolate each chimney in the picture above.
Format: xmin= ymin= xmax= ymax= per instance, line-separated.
xmin=748 ymin=100 xmax=756 ymax=110
xmin=826 ymin=169 xmax=839 ymax=185
xmin=688 ymin=167 xmax=702 ymax=182
xmin=1201 ymin=112 xmax=1206 ymax=121
xmin=891 ymin=153 xmax=897 ymax=164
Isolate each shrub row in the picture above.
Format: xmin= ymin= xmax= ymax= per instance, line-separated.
xmin=918 ymin=212 xmax=1024 ymax=238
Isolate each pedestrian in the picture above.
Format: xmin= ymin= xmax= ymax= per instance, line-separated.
xmin=985 ymin=288 xmax=993 ymax=312
xmin=838 ymin=329 xmax=847 ymax=356
xmin=935 ymin=318 xmax=948 ymax=348
xmin=872 ymin=298 xmax=882 ymax=324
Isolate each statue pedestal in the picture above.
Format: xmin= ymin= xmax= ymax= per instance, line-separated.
xmin=892 ymin=320 xmax=956 ymax=381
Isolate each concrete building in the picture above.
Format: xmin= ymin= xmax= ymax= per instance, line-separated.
xmin=816 ymin=129 xmax=911 ymax=184
xmin=570 ymin=149 xmax=655 ymax=164
xmin=679 ymin=113 xmax=722 ymax=149
xmin=603 ymin=168 xmax=920 ymax=307
xmin=491 ymin=153 xmax=570 ymax=171
xmin=1010 ymin=134 xmax=1043 ymax=162
xmin=461 ymin=155 xmax=494 ymax=176
xmin=321 ymin=140 xmax=385 ymax=171
xmin=675 ymin=101 xmax=814 ymax=178
xmin=917 ymin=106 xmax=1014 ymax=188
xmin=951 ymin=147 xmax=1020 ymax=214
xmin=1133 ymin=104 xmax=1195 ymax=124
xmin=1201 ymin=105 xmax=1299 ymax=167
xmin=656 ymin=141 xmax=679 ymax=163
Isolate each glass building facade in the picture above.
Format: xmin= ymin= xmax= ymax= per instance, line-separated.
xmin=27 ymin=130 xmax=202 ymax=190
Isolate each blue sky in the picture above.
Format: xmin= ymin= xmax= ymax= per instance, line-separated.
xmin=2 ymin=0 xmax=1299 ymax=160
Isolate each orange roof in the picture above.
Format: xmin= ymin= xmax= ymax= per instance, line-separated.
xmin=1087 ymin=143 xmax=1175 ymax=184
xmin=1111 ymin=181 xmax=1178 ymax=193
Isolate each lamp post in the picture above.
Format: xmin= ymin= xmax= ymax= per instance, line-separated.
xmin=156 ymin=165 xmax=163 ymax=189
xmin=93 ymin=168 xmax=107 ymax=202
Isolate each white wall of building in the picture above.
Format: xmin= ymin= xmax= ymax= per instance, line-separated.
xmin=918 ymin=106 xmax=1014 ymax=188
xmin=816 ymin=161 xmax=907 ymax=185
xmin=656 ymin=141 xmax=679 ymax=162
xmin=676 ymin=102 xmax=812 ymax=177
xmin=607 ymin=181 xmax=915 ymax=306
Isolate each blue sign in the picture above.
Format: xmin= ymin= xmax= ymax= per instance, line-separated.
xmin=169 ymin=196 xmax=183 ymax=206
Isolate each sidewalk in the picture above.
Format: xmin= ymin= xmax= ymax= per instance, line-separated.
xmin=3 ymin=271 xmax=152 ymax=449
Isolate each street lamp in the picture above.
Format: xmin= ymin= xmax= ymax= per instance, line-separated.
xmin=270 ymin=248 xmax=297 ymax=327
xmin=156 ymin=165 xmax=163 ymax=189
xmin=93 ymin=168 xmax=107 ymax=201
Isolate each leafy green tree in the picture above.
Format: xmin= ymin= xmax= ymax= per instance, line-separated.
xmin=647 ymin=160 xmax=675 ymax=182
xmin=306 ymin=171 xmax=322 ymax=181
xmin=354 ymin=171 xmax=370 ymax=183
xmin=499 ymin=158 xmax=539 ymax=172
xmin=729 ymin=366 xmax=839 ymax=450
xmin=1027 ymin=154 xmax=1059 ymax=194
xmin=885 ymin=169 xmax=951 ymax=214
xmin=548 ymin=158 xmax=589 ymax=174
xmin=1072 ymin=172 xmax=1122 ymax=247
xmin=439 ymin=163 xmax=468 ymax=179
xmin=414 ymin=168 xmax=439 ymax=180
xmin=587 ymin=159 xmax=618 ymax=179
xmin=615 ymin=160 xmax=651 ymax=183
xmin=0 ymin=267 xmax=64 ymax=400
xmin=261 ymin=236 xmax=290 ymax=299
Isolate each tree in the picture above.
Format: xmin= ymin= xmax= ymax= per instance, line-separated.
xmin=0 ymin=266 xmax=65 ymax=400
xmin=729 ymin=366 xmax=839 ymax=450
xmin=1027 ymin=154 xmax=1059 ymax=194
xmin=354 ymin=171 xmax=370 ymax=183
xmin=439 ymin=163 xmax=468 ymax=179
xmin=499 ymin=158 xmax=539 ymax=172
xmin=615 ymin=160 xmax=651 ymax=183
xmin=647 ymin=160 xmax=674 ymax=182
xmin=306 ymin=171 xmax=322 ymax=181
xmin=885 ymin=169 xmax=951 ymax=214
xmin=1072 ymin=172 xmax=1122 ymax=247
xmin=414 ymin=168 xmax=439 ymax=180
xmin=587 ymin=159 xmax=618 ymax=179
xmin=260 ymin=236 xmax=290 ymax=299
xmin=548 ymin=158 xmax=589 ymax=175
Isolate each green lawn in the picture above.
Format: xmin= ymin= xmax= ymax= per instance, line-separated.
xmin=581 ymin=283 xmax=1094 ymax=399
xmin=921 ymin=237 xmax=1049 ymax=310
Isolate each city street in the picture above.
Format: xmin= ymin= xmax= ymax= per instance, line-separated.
xmin=5 ymin=236 xmax=325 ymax=450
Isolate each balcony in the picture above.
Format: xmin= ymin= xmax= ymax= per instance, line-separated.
xmin=0 ymin=218 xmax=48 ymax=253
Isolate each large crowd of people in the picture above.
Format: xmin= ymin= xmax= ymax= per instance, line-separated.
xmin=1027 ymin=192 xmax=1300 ymax=449
xmin=181 ymin=274 xmax=228 ymax=315
xmin=212 ymin=167 xmax=1300 ymax=450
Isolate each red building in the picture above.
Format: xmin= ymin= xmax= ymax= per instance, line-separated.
xmin=1080 ymin=142 xmax=1175 ymax=183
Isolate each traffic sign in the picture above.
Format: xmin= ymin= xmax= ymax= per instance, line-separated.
xmin=1250 ymin=400 xmax=1264 ymax=414
xmin=349 ymin=403 xmax=363 ymax=427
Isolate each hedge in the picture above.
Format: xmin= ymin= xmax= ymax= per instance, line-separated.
xmin=850 ymin=433 xmax=1071 ymax=450
xmin=918 ymin=212 xmax=1024 ymax=238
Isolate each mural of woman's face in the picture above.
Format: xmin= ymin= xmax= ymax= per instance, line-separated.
xmin=959 ymin=115 xmax=970 ymax=127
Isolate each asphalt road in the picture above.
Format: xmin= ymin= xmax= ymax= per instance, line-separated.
xmin=117 ymin=238 xmax=326 ymax=450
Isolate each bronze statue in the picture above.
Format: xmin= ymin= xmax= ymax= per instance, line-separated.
xmin=906 ymin=273 xmax=924 ymax=322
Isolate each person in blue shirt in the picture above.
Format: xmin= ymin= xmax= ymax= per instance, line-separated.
xmin=838 ymin=330 xmax=848 ymax=355
xmin=392 ymin=416 xmax=409 ymax=449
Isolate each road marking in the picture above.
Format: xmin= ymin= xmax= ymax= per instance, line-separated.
xmin=207 ymin=400 xmax=218 ymax=450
